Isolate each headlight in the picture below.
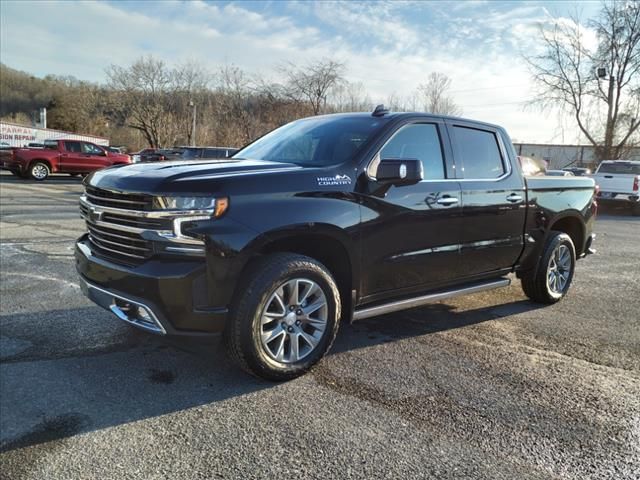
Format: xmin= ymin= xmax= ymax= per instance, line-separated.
xmin=158 ymin=197 xmax=216 ymax=210
xmin=154 ymin=196 xmax=229 ymax=217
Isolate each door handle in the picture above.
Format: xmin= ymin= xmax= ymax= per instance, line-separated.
xmin=436 ymin=197 xmax=460 ymax=206
xmin=506 ymin=193 xmax=523 ymax=203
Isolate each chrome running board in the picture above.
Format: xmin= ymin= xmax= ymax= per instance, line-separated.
xmin=352 ymin=278 xmax=511 ymax=321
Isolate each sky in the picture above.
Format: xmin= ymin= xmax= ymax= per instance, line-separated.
xmin=0 ymin=0 xmax=603 ymax=143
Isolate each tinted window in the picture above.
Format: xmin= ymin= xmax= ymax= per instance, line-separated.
xmin=454 ymin=127 xmax=505 ymax=179
xmin=379 ymin=123 xmax=445 ymax=180
xmin=203 ymin=148 xmax=227 ymax=158
xmin=65 ymin=141 xmax=82 ymax=153
xmin=180 ymin=148 xmax=202 ymax=160
xmin=235 ymin=116 xmax=385 ymax=167
xmin=597 ymin=162 xmax=640 ymax=174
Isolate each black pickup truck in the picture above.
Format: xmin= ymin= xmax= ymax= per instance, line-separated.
xmin=75 ymin=108 xmax=597 ymax=380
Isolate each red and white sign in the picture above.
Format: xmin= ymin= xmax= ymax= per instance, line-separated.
xmin=0 ymin=122 xmax=108 ymax=147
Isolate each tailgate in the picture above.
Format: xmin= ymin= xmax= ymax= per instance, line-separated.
xmin=593 ymin=173 xmax=636 ymax=193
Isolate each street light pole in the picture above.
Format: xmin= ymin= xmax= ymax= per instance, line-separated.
xmin=189 ymin=101 xmax=197 ymax=147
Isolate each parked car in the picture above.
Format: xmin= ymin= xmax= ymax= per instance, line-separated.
xmin=130 ymin=148 xmax=183 ymax=163
xmin=179 ymin=146 xmax=239 ymax=160
xmin=546 ymin=169 xmax=574 ymax=176
xmin=1 ymin=139 xmax=131 ymax=180
xmin=76 ymin=108 xmax=596 ymax=380
xmin=562 ymin=167 xmax=591 ymax=176
xmin=592 ymin=160 xmax=640 ymax=215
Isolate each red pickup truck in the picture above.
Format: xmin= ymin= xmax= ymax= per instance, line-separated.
xmin=1 ymin=139 xmax=131 ymax=181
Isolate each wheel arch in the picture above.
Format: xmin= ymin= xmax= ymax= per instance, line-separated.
xmin=242 ymin=225 xmax=358 ymax=318
xmin=28 ymin=158 xmax=53 ymax=172
xmin=548 ymin=213 xmax=586 ymax=256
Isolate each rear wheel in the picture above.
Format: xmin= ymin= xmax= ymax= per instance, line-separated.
xmin=521 ymin=231 xmax=576 ymax=304
xmin=29 ymin=162 xmax=50 ymax=181
xmin=224 ymin=253 xmax=341 ymax=381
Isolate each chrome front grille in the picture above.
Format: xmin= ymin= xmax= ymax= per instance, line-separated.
xmin=85 ymin=186 xmax=152 ymax=211
xmin=80 ymin=186 xmax=209 ymax=265
xmin=86 ymin=222 xmax=153 ymax=261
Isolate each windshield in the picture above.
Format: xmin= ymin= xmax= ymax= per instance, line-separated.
xmin=597 ymin=162 xmax=640 ymax=174
xmin=234 ymin=116 xmax=386 ymax=167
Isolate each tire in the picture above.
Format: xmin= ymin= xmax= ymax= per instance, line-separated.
xmin=224 ymin=253 xmax=341 ymax=381
xmin=29 ymin=161 xmax=50 ymax=181
xmin=521 ymin=231 xmax=576 ymax=304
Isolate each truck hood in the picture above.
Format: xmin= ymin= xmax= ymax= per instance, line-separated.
xmin=87 ymin=159 xmax=303 ymax=194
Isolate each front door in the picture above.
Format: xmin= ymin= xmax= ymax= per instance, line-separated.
xmin=447 ymin=122 xmax=527 ymax=277
xmin=359 ymin=121 xmax=463 ymax=302
xmin=79 ymin=142 xmax=111 ymax=171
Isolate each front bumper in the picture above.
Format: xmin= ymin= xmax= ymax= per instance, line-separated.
xmin=75 ymin=235 xmax=228 ymax=335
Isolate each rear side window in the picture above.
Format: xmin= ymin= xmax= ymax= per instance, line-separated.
xmin=379 ymin=123 xmax=445 ymax=180
xmin=597 ymin=162 xmax=640 ymax=174
xmin=454 ymin=126 xmax=505 ymax=179
xmin=65 ymin=141 xmax=82 ymax=153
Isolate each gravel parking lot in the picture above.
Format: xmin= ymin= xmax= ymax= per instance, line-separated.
xmin=0 ymin=171 xmax=639 ymax=480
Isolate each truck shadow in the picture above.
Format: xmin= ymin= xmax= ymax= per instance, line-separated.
xmin=0 ymin=299 xmax=542 ymax=453
xmin=0 ymin=172 xmax=83 ymax=185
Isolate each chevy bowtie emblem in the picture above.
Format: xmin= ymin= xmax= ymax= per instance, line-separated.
xmin=89 ymin=206 xmax=103 ymax=222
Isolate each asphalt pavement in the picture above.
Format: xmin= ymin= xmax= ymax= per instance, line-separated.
xmin=0 ymin=171 xmax=638 ymax=479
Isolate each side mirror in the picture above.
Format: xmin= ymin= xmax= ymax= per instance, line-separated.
xmin=375 ymin=158 xmax=423 ymax=186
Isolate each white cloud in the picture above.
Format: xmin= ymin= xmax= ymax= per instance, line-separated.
xmin=0 ymin=0 xmax=596 ymax=143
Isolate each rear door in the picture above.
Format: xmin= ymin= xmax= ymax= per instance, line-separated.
xmin=359 ymin=120 xmax=463 ymax=300
xmin=447 ymin=121 xmax=526 ymax=277
xmin=59 ymin=141 xmax=85 ymax=171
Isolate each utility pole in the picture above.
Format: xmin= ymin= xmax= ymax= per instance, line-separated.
xmin=189 ymin=101 xmax=197 ymax=147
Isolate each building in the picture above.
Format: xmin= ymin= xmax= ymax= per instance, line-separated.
xmin=513 ymin=143 xmax=640 ymax=170
xmin=0 ymin=121 xmax=108 ymax=147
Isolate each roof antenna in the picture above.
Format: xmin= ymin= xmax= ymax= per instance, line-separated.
xmin=372 ymin=104 xmax=389 ymax=117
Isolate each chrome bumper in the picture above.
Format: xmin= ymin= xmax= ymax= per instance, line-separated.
xmin=80 ymin=277 xmax=167 ymax=334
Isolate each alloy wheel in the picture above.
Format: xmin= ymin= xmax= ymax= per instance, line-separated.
xmin=547 ymin=244 xmax=572 ymax=295
xmin=260 ymin=278 xmax=328 ymax=364
xmin=31 ymin=164 xmax=48 ymax=180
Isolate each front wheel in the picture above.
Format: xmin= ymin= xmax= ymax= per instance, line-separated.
xmin=521 ymin=231 xmax=576 ymax=304
xmin=224 ymin=253 xmax=341 ymax=381
xmin=29 ymin=162 xmax=50 ymax=181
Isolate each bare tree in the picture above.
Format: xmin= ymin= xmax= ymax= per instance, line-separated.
xmin=417 ymin=72 xmax=462 ymax=116
xmin=329 ymin=81 xmax=373 ymax=112
xmin=282 ymin=59 xmax=345 ymax=115
xmin=527 ymin=1 xmax=640 ymax=160
xmin=106 ymin=56 xmax=176 ymax=148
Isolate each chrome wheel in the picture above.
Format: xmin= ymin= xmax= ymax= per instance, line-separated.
xmin=260 ymin=278 xmax=328 ymax=364
xmin=547 ymin=244 xmax=572 ymax=295
xmin=31 ymin=163 xmax=48 ymax=180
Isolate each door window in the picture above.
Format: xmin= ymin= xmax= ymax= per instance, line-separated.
xmin=64 ymin=141 xmax=82 ymax=153
xmin=453 ymin=127 xmax=505 ymax=179
xmin=378 ymin=124 xmax=445 ymax=180
xmin=82 ymin=143 xmax=104 ymax=155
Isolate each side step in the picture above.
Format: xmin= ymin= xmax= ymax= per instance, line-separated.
xmin=352 ymin=278 xmax=511 ymax=321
